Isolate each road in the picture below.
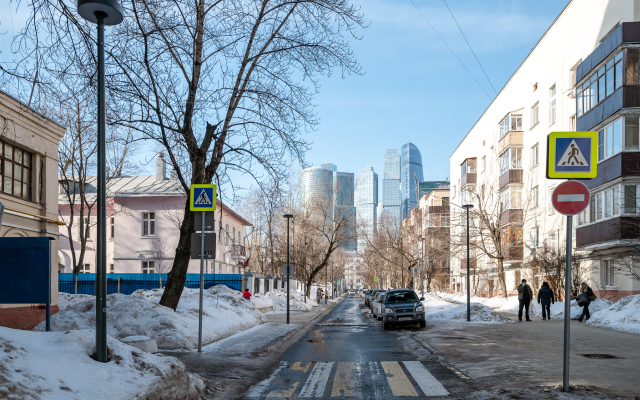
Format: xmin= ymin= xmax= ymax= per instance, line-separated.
xmin=243 ymin=295 xmax=469 ymax=399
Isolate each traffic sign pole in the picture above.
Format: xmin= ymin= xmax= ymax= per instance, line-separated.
xmin=198 ymin=211 xmax=205 ymax=352
xmin=563 ymin=213 xmax=572 ymax=392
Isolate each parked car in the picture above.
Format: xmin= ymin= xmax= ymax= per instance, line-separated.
xmin=381 ymin=289 xmax=426 ymax=330
xmin=366 ymin=289 xmax=384 ymax=308
xmin=348 ymin=290 xmax=355 ymax=295
xmin=371 ymin=292 xmax=387 ymax=320
xmin=364 ymin=289 xmax=373 ymax=306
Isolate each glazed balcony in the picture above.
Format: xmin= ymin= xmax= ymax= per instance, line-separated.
xmin=576 ymin=217 xmax=640 ymax=249
xmin=461 ymin=158 xmax=477 ymax=187
xmin=498 ymin=130 xmax=523 ymax=154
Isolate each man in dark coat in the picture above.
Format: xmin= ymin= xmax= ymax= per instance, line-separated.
xmin=517 ymin=279 xmax=533 ymax=322
xmin=537 ymin=281 xmax=555 ymax=320
xmin=578 ymin=282 xmax=596 ymax=322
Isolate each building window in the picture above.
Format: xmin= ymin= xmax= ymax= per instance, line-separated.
xmin=501 ymin=226 xmax=523 ymax=247
xmin=548 ymin=187 xmax=555 ymax=215
xmin=109 ymin=263 xmax=114 ymax=273
xmin=549 ymin=85 xmax=556 ymax=125
xmin=108 ymin=217 xmax=114 ymax=240
xmin=530 ymin=144 xmax=539 ymax=168
xmin=625 ymin=185 xmax=637 ymax=213
xmin=481 ymin=156 xmax=486 ymax=173
xmin=531 ymin=102 xmax=539 ymax=128
xmin=598 ymin=118 xmax=622 ymax=161
xmin=499 ymin=114 xmax=522 ymax=139
xmin=600 ymin=259 xmax=615 ymax=286
xmin=81 ymin=264 xmax=90 ymax=273
xmin=625 ymin=116 xmax=639 ymax=151
xmin=500 ymin=186 xmax=522 ymax=210
xmin=489 ymin=147 xmax=494 ymax=173
xmin=1 ymin=140 xmax=32 ymax=201
xmin=532 ymin=186 xmax=539 ymax=208
xmin=499 ymin=147 xmax=522 ymax=174
xmin=570 ymin=114 xmax=576 ymax=131
xmin=531 ymin=226 xmax=539 ymax=247
xmin=225 ymin=224 xmax=229 ymax=245
xmin=596 ymin=192 xmax=603 ymax=220
xmin=577 ymin=51 xmax=623 ymax=117
xmin=142 ymin=260 xmax=155 ymax=274
xmin=142 ymin=212 xmax=155 ymax=237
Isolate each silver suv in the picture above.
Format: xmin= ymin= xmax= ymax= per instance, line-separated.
xmin=381 ymin=289 xmax=426 ymax=330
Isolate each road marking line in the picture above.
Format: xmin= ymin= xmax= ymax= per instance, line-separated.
xmin=381 ymin=361 xmax=418 ymax=397
xmin=292 ymin=361 xmax=313 ymax=373
xmin=367 ymin=361 xmax=387 ymax=399
xmin=299 ymin=362 xmax=333 ymax=398
xmin=266 ymin=382 xmax=299 ymax=398
xmin=244 ymin=361 xmax=289 ymax=398
xmin=403 ymin=361 xmax=449 ymax=396
xmin=331 ymin=362 xmax=361 ymax=398
xmin=558 ymin=194 xmax=584 ymax=202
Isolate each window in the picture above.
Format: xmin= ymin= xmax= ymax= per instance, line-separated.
xmin=579 ymin=201 xmax=590 ymax=226
xmin=108 ymin=217 xmax=114 ymax=240
xmin=81 ymin=264 xmax=90 ymax=273
xmin=577 ymin=51 xmax=623 ymax=117
xmin=426 ymin=213 xmax=450 ymax=227
xmin=232 ymin=227 xmax=236 ymax=245
xmin=1 ymin=140 xmax=32 ymax=201
xmin=597 ymin=118 xmax=623 ymax=161
xmin=481 ymin=156 xmax=486 ymax=173
xmin=625 ymin=117 xmax=639 ymax=150
xmin=500 ymin=186 xmax=522 ymax=210
xmin=499 ymin=148 xmax=522 ymax=174
xmin=570 ymin=114 xmax=576 ymax=131
xmin=442 ymin=197 xmax=450 ymax=206
xmin=532 ymin=186 xmax=539 ymax=208
xmin=605 ymin=189 xmax=613 ymax=217
xmin=601 ymin=259 xmax=615 ymax=286
xmin=531 ymin=102 xmax=539 ymax=128
xmin=530 ymin=144 xmax=539 ymax=168
xmin=625 ymin=185 xmax=637 ymax=213
xmin=596 ymin=193 xmax=603 ymax=220
xmin=109 ymin=263 xmax=114 ymax=273
xmin=499 ymin=114 xmax=522 ymax=139
xmin=489 ymin=147 xmax=494 ymax=173
xmin=531 ymin=226 xmax=539 ymax=247
xmin=549 ymin=85 xmax=556 ymax=125
xmin=142 ymin=212 xmax=155 ymax=236
xmin=590 ymin=194 xmax=596 ymax=221
xmin=142 ymin=260 xmax=155 ymax=274
xmin=548 ymin=187 xmax=555 ymax=215
xmin=501 ymin=226 xmax=523 ymax=247
xmin=225 ymin=224 xmax=230 ymax=245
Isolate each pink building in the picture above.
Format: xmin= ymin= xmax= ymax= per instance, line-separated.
xmin=58 ymin=154 xmax=251 ymax=275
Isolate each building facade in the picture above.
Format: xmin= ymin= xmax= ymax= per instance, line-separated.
xmin=418 ymin=180 xmax=449 ymax=200
xmin=356 ymin=166 xmax=378 ymax=252
xmin=382 ymin=149 xmax=401 ymax=224
xmin=401 ymin=143 xmax=424 ymax=220
xmin=419 ymin=186 xmax=451 ymax=292
xmin=0 ymin=89 xmax=65 ymax=329
xmin=449 ymin=0 xmax=640 ymax=300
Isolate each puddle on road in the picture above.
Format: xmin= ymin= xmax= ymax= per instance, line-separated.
xmin=307 ymin=339 xmax=327 ymax=343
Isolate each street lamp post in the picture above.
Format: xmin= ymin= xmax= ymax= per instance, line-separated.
xmin=77 ymin=0 xmax=123 ymax=364
xmin=304 ymin=242 xmax=308 ymax=304
xmin=419 ymin=237 xmax=425 ymax=298
xmin=283 ymin=214 xmax=293 ymax=324
xmin=462 ymin=204 xmax=474 ymax=322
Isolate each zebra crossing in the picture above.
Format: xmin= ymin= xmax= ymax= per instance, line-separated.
xmin=244 ymin=360 xmax=449 ymax=399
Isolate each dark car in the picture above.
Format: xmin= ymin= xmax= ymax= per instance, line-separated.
xmin=367 ymin=290 xmax=385 ymax=309
xmin=381 ymin=289 xmax=426 ymax=330
xmin=364 ymin=289 xmax=373 ymax=306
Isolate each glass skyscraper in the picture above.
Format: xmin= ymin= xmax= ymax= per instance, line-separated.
xmin=355 ymin=166 xmax=378 ymax=252
xmin=401 ymin=143 xmax=424 ymax=220
xmin=418 ymin=180 xmax=449 ymax=200
xmin=382 ymin=149 xmax=401 ymax=225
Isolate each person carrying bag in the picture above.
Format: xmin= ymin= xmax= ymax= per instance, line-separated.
xmin=577 ymin=282 xmax=596 ymax=322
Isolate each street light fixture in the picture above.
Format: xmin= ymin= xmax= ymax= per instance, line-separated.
xmin=77 ymin=0 xmax=123 ymax=364
xmin=462 ymin=204 xmax=474 ymax=322
xmin=283 ymin=214 xmax=293 ymax=324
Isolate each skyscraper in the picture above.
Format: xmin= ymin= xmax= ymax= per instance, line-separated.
xmin=382 ymin=149 xmax=401 ymax=225
xmin=401 ymin=143 xmax=424 ymax=220
xmin=355 ymin=166 xmax=378 ymax=252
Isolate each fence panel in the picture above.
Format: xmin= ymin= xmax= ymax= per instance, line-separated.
xmin=58 ymin=273 xmax=243 ymax=296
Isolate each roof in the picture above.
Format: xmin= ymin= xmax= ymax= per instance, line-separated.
xmin=0 ymin=88 xmax=66 ymax=129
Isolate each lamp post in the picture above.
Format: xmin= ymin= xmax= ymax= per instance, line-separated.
xmin=419 ymin=237 xmax=425 ymax=297
xmin=331 ymin=262 xmax=334 ymax=299
xmin=283 ymin=214 xmax=293 ymax=324
xmin=325 ymin=263 xmax=327 ymax=305
xmin=462 ymin=204 xmax=474 ymax=322
xmin=304 ymin=242 xmax=308 ymax=304
xmin=77 ymin=0 xmax=123 ymax=364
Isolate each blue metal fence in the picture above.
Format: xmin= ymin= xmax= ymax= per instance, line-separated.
xmin=58 ymin=273 xmax=242 ymax=296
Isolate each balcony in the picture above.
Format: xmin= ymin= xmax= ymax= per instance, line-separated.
xmin=499 ymin=169 xmax=523 ymax=189
xmin=576 ymin=217 xmax=640 ymax=249
xmin=230 ymin=245 xmax=246 ymax=259
xmin=500 ymin=209 xmax=523 ymax=227
xmin=498 ymin=130 xmax=523 ymax=155
xmin=578 ymin=152 xmax=640 ymax=190
xmin=503 ymin=246 xmax=523 ymax=263
xmin=461 ymin=158 xmax=477 ymax=187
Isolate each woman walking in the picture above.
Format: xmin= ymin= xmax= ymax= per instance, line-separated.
xmin=578 ymin=282 xmax=596 ymax=322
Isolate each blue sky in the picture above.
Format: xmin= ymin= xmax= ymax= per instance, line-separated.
xmin=0 ymin=0 xmax=570 ymax=202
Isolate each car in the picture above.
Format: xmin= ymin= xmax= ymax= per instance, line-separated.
xmin=371 ymin=292 xmax=387 ymax=320
xmin=366 ymin=289 xmax=385 ymax=309
xmin=348 ymin=290 xmax=355 ymax=295
xmin=363 ymin=289 xmax=373 ymax=306
xmin=381 ymin=289 xmax=426 ymax=330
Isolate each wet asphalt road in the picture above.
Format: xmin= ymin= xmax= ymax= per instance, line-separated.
xmin=243 ymin=295 xmax=469 ymax=399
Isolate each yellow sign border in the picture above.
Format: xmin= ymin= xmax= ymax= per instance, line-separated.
xmin=189 ymin=184 xmax=217 ymax=212
xmin=546 ymin=131 xmax=598 ymax=179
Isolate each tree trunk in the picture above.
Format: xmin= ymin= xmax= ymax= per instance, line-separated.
xmin=159 ymin=200 xmax=195 ymax=310
xmin=497 ymin=258 xmax=508 ymax=298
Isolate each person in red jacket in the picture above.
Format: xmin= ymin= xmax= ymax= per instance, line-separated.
xmin=242 ymin=289 xmax=251 ymax=300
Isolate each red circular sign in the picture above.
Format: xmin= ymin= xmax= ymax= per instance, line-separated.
xmin=552 ymin=181 xmax=590 ymax=215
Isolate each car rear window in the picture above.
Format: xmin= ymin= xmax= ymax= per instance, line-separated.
xmin=385 ymin=291 xmax=419 ymax=303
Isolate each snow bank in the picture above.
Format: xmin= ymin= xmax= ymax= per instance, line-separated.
xmin=251 ymin=290 xmax=316 ymax=312
xmin=35 ymin=285 xmax=267 ymax=349
xmin=436 ymin=291 xmax=521 ymax=313
xmin=550 ymin=297 xmax=613 ymax=319
xmin=586 ymin=294 xmax=640 ymax=334
xmin=0 ymin=327 xmax=204 ymax=399
xmin=425 ymin=303 xmax=513 ymax=323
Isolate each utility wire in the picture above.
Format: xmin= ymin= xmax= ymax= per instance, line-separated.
xmin=443 ymin=0 xmax=498 ymax=95
xmin=408 ymin=0 xmax=493 ymax=100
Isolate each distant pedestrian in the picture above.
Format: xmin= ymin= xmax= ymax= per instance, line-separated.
xmin=537 ymin=281 xmax=555 ymax=320
xmin=577 ymin=282 xmax=596 ymax=322
xmin=242 ymin=289 xmax=252 ymax=300
xmin=517 ymin=279 xmax=533 ymax=322
xmin=316 ymin=288 xmax=323 ymax=304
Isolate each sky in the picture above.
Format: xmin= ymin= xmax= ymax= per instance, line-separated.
xmin=0 ymin=0 xmax=570 ymax=203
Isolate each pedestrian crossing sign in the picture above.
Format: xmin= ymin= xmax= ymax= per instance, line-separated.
xmin=190 ymin=184 xmax=216 ymax=212
xmin=546 ymin=131 xmax=598 ymax=179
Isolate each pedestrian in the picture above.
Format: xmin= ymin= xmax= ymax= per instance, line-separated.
xmin=578 ymin=282 xmax=596 ymax=322
xmin=242 ymin=289 xmax=252 ymax=300
xmin=537 ymin=281 xmax=555 ymax=321
xmin=316 ymin=288 xmax=323 ymax=304
xmin=517 ymin=279 xmax=533 ymax=322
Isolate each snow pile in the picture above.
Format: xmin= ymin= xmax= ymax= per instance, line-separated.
xmin=425 ymin=303 xmax=513 ymax=323
xmin=262 ymin=290 xmax=316 ymax=312
xmin=35 ymin=285 xmax=267 ymax=349
xmin=586 ymin=294 xmax=640 ymax=334
xmin=57 ymin=292 xmax=94 ymax=310
xmin=436 ymin=291 xmax=521 ymax=313
xmin=550 ymin=297 xmax=613 ymax=320
xmin=0 ymin=327 xmax=204 ymax=399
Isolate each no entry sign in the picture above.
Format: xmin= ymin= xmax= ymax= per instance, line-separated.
xmin=552 ymin=181 xmax=590 ymax=215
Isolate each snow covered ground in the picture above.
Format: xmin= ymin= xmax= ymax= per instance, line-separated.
xmin=0 ymin=327 xmax=204 ymax=399
xmin=587 ymin=294 xmax=640 ymax=334
xmin=421 ymin=293 xmax=512 ymax=323
xmin=251 ymin=290 xmax=317 ymax=312
xmin=34 ymin=285 xmax=267 ymax=349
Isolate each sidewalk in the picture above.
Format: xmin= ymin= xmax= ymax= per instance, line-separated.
xmin=413 ymin=315 xmax=640 ymax=398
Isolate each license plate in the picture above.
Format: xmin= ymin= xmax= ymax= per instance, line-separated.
xmin=399 ymin=317 xmax=412 ymax=321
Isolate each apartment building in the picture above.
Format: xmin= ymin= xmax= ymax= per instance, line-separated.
xmin=450 ymin=0 xmax=640 ymax=299
xmin=419 ymin=186 xmax=451 ymax=292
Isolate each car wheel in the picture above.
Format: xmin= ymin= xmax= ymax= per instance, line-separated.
xmin=377 ymin=315 xmax=382 ymax=321
xmin=382 ymin=320 xmax=389 ymax=330
xmin=419 ymin=321 xmax=426 ymax=328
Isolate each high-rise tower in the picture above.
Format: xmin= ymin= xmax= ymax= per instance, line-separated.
xmin=382 ymin=149 xmax=401 ymax=225
xmin=355 ymin=166 xmax=378 ymax=252
xmin=401 ymin=143 xmax=424 ymax=220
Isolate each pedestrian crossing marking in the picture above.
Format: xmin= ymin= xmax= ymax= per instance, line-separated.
xmin=299 ymin=362 xmax=333 ymax=398
xmin=381 ymin=361 xmax=418 ymax=397
xmin=403 ymin=361 xmax=449 ymax=396
xmin=244 ymin=361 xmax=448 ymax=399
